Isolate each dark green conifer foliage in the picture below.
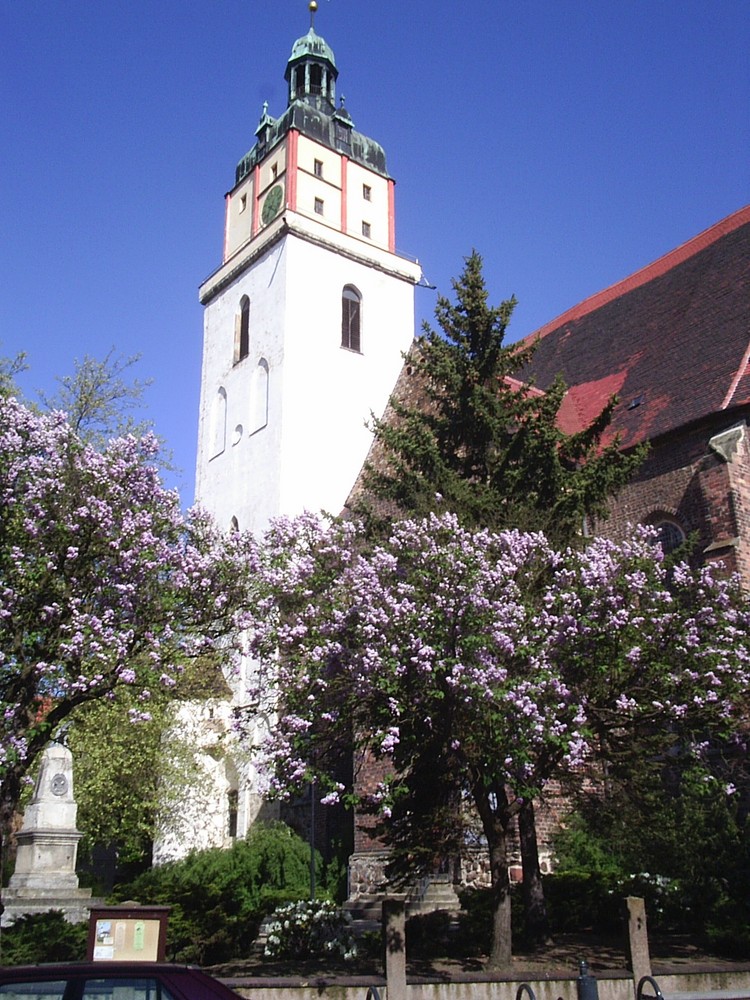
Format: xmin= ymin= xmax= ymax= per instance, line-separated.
xmin=359 ymin=250 xmax=645 ymax=547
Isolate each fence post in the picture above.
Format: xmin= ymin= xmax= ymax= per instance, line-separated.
xmin=624 ymin=896 xmax=652 ymax=992
xmin=382 ymin=896 xmax=407 ymax=1000
xmin=577 ymin=959 xmax=599 ymax=1000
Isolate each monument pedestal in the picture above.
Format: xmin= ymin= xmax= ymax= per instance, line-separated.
xmin=1 ymin=744 xmax=99 ymax=926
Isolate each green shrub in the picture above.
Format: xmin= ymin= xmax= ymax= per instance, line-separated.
xmin=263 ymin=899 xmax=357 ymax=961
xmin=550 ymin=780 xmax=750 ymax=940
xmin=406 ymin=908 xmax=452 ymax=958
xmin=0 ymin=911 xmax=88 ymax=965
xmin=543 ymin=871 xmax=620 ymax=932
xmin=454 ymin=886 xmax=525 ymax=956
xmin=321 ymin=842 xmax=349 ymax=904
xmin=112 ymin=821 xmax=322 ymax=964
xmin=455 ymin=887 xmax=492 ymax=956
xmin=703 ymin=922 xmax=750 ymax=960
xmin=551 ymin=817 xmax=628 ymax=881
xmin=356 ymin=928 xmax=383 ymax=959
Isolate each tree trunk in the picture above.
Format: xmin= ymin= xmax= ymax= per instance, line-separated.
xmin=0 ymin=783 xmax=19 ymax=954
xmin=518 ymin=798 xmax=551 ymax=947
xmin=486 ymin=824 xmax=512 ymax=968
xmin=472 ymin=780 xmax=519 ymax=969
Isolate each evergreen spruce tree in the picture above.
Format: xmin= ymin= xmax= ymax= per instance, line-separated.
xmin=360 ymin=250 xmax=642 ymax=545
xmin=355 ymin=250 xmax=646 ymax=945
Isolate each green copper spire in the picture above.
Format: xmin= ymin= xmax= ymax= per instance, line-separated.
xmin=235 ymin=5 xmax=389 ymax=186
xmin=285 ymin=11 xmax=338 ymax=112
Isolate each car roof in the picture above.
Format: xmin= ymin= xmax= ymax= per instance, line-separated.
xmin=0 ymin=962 xmax=240 ymax=998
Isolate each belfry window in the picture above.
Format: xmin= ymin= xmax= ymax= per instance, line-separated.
xmin=310 ymin=64 xmax=323 ymax=96
xmin=341 ymin=285 xmax=361 ymax=353
xmin=294 ymin=65 xmax=305 ymax=97
xmin=235 ymin=296 xmax=250 ymax=363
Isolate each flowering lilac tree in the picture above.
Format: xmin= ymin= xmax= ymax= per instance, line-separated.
xmin=0 ymin=395 xmax=251 ymax=847
xmin=244 ymin=511 xmax=750 ymax=968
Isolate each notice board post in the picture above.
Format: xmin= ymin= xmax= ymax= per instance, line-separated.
xmin=87 ymin=904 xmax=170 ymax=962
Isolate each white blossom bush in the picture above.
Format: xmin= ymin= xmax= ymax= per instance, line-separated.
xmin=263 ymin=899 xmax=357 ymax=961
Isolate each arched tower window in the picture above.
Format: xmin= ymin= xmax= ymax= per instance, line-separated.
xmin=341 ymin=285 xmax=361 ymax=352
xmin=235 ymin=296 xmax=250 ymax=364
xmin=249 ymin=358 xmax=270 ymax=435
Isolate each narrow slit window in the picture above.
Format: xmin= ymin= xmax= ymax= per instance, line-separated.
xmin=362 ymin=221 xmax=371 ymax=239
xmin=228 ymin=789 xmax=238 ymax=838
xmin=314 ymin=197 xmax=324 ymax=215
xmin=363 ymin=184 xmax=371 ymax=201
xmin=314 ymin=159 xmax=323 ymax=178
xmin=235 ymin=296 xmax=250 ymax=363
xmin=341 ymin=285 xmax=361 ymax=352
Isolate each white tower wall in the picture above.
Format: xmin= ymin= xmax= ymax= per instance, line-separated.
xmin=161 ymin=14 xmax=423 ymax=861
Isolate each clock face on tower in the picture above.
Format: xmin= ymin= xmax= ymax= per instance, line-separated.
xmin=261 ymin=184 xmax=284 ymax=225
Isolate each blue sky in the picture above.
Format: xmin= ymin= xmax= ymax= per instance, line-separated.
xmin=1 ymin=0 xmax=748 ymax=501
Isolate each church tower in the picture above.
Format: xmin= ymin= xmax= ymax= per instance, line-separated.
xmin=195 ymin=3 xmax=422 ymax=535
xmin=152 ymin=6 xmax=422 ymax=863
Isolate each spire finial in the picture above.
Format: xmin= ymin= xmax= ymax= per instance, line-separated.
xmin=309 ymin=1 xmax=318 ymax=29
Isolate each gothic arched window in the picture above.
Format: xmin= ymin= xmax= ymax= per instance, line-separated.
xmin=644 ymin=515 xmax=686 ymax=556
xmin=654 ymin=520 xmax=685 ymax=555
xmin=341 ymin=285 xmax=361 ymax=352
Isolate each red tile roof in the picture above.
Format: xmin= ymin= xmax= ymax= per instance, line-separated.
xmin=521 ymin=206 xmax=750 ymax=450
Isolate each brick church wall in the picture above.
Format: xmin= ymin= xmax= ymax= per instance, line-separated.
xmin=593 ymin=414 xmax=750 ymax=588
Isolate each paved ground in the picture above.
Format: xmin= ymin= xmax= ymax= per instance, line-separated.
xmin=207 ymin=933 xmax=750 ymax=981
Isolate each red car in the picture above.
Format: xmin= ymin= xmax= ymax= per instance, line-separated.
xmin=0 ymin=962 xmax=242 ymax=999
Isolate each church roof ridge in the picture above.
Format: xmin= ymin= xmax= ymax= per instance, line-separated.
xmin=529 ymin=205 xmax=750 ymax=344
xmin=520 ymin=205 xmax=750 ymax=452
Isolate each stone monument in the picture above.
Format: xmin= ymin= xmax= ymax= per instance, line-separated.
xmin=1 ymin=743 xmax=95 ymax=925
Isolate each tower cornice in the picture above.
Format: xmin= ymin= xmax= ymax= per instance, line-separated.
xmin=199 ymin=213 xmax=421 ymax=306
